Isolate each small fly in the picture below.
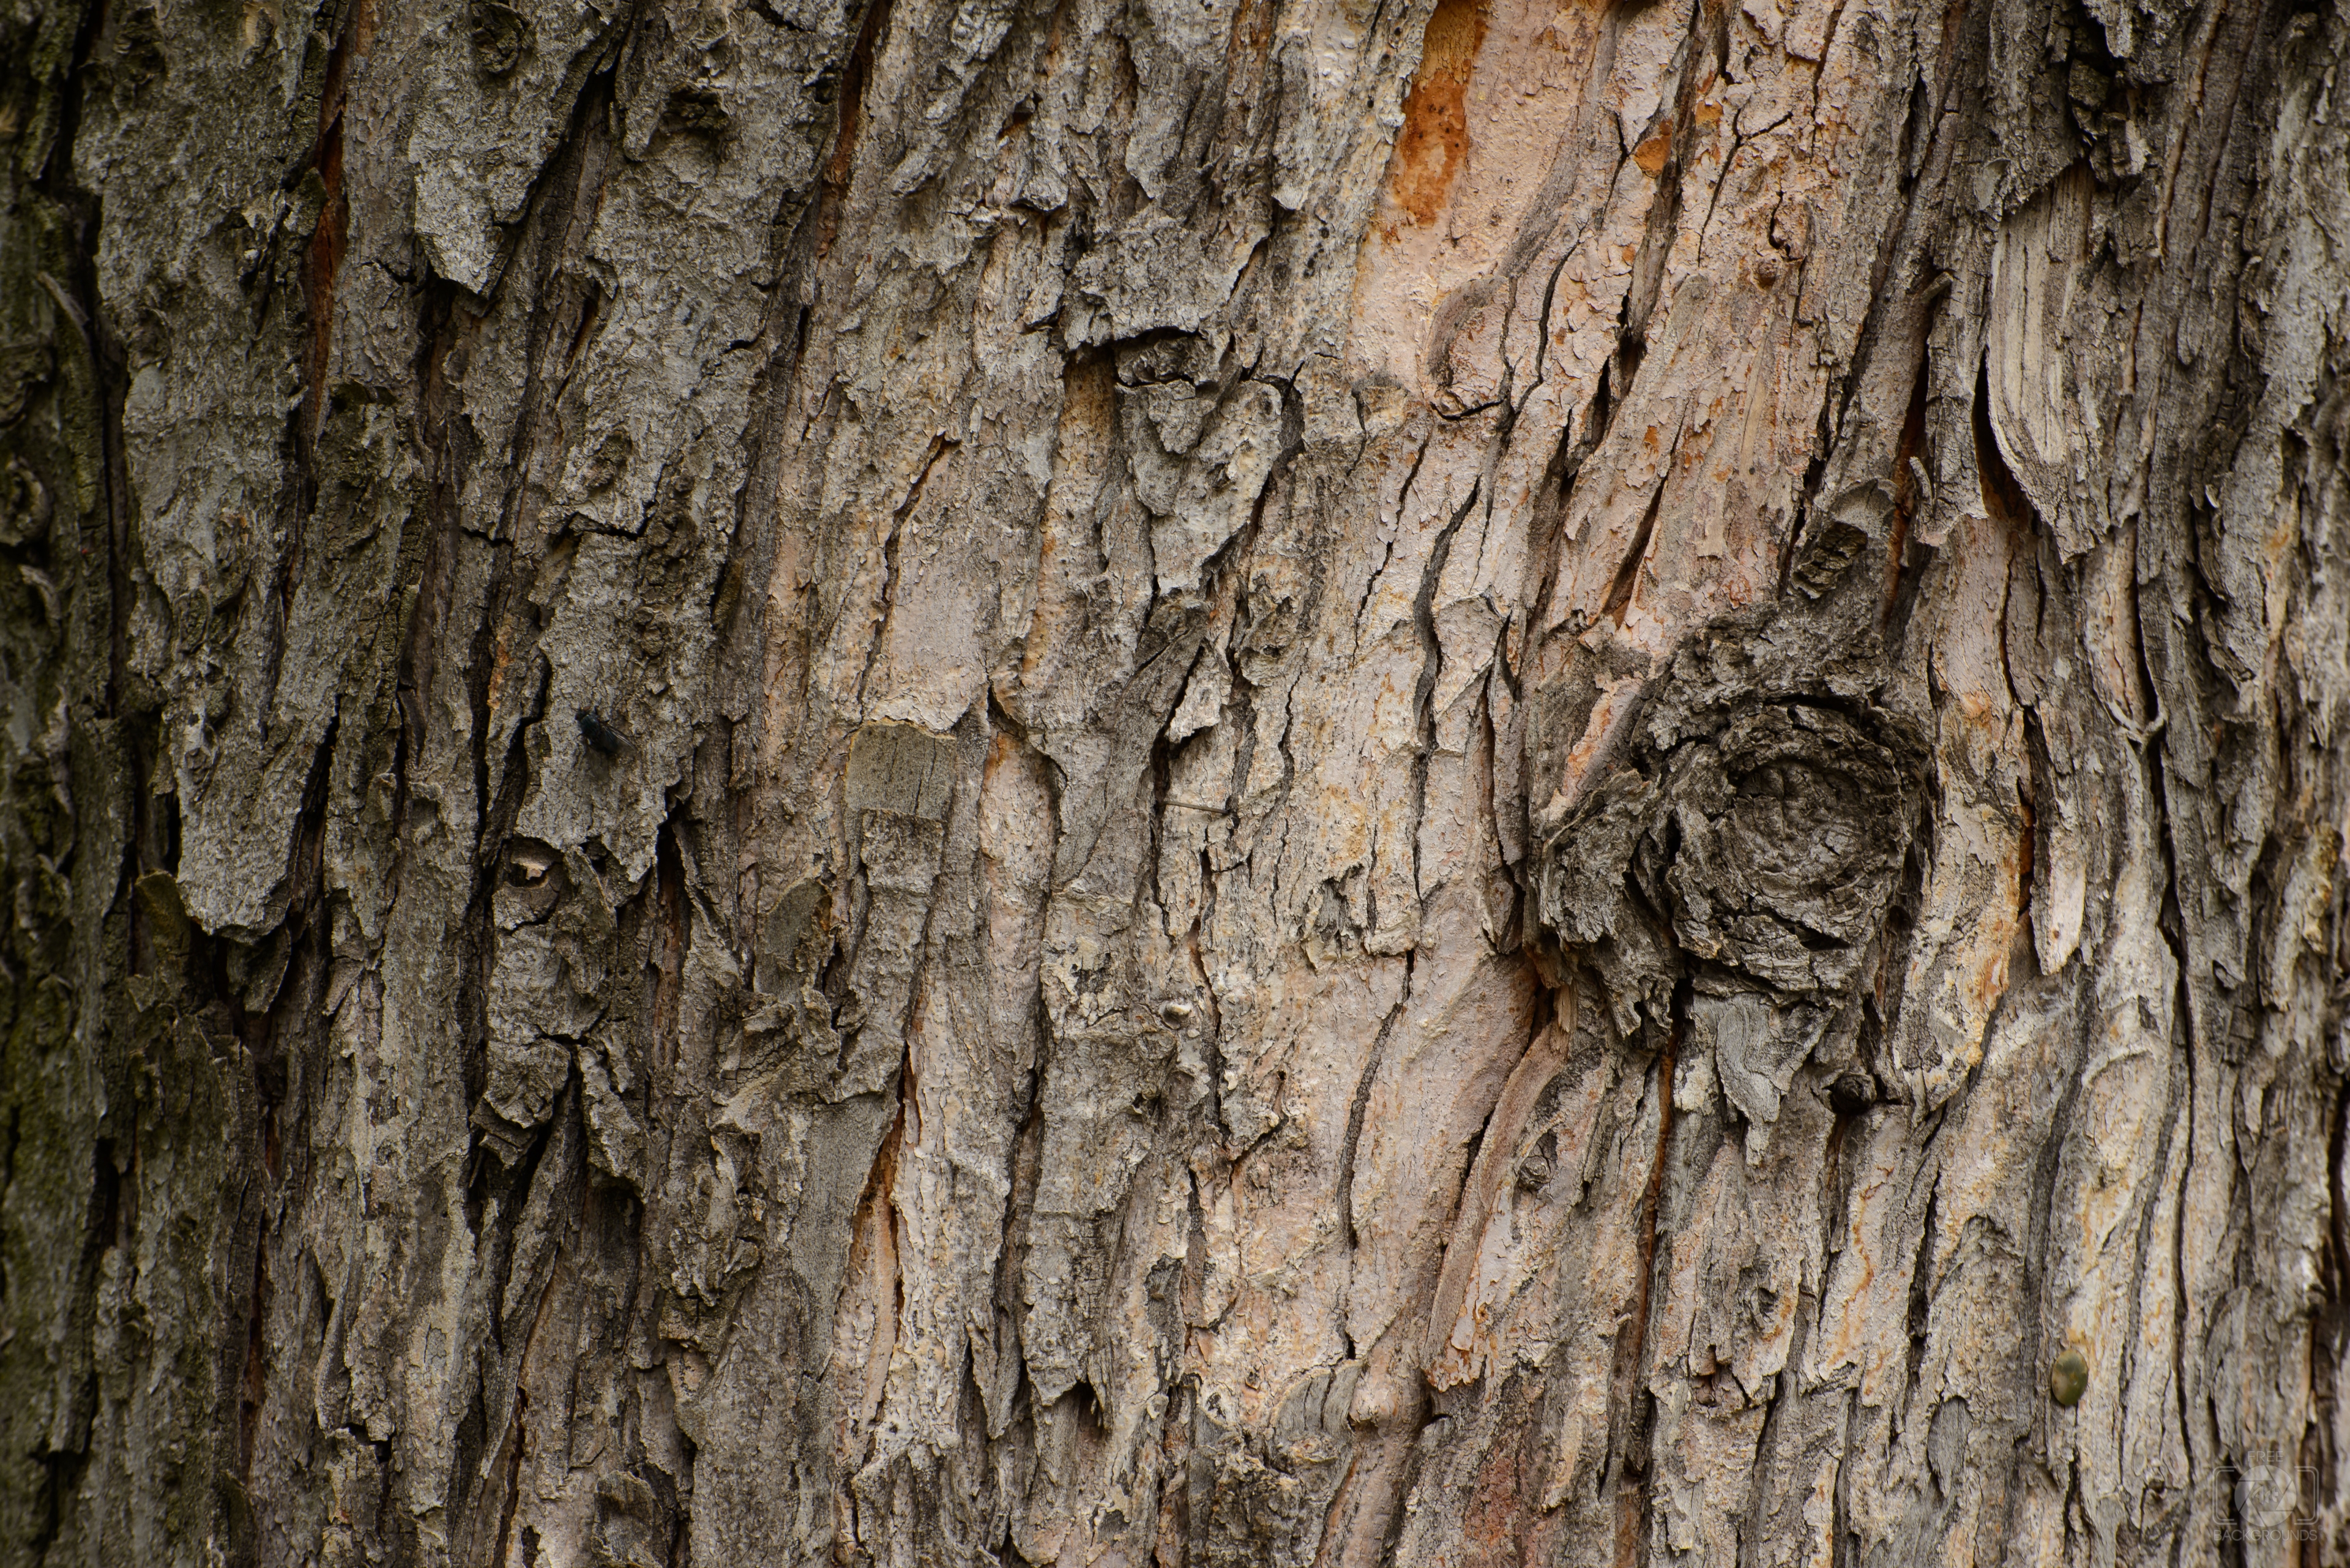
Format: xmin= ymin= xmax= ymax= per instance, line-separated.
xmin=576 ymin=708 xmax=629 ymax=756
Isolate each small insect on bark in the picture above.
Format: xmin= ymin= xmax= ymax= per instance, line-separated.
xmin=2048 ymin=1348 xmax=2090 ymax=1407
xmin=576 ymin=708 xmax=629 ymax=756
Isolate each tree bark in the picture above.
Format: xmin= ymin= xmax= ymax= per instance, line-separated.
xmin=2 ymin=0 xmax=2347 ymax=1560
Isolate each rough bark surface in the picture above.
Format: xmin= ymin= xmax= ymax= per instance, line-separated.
xmin=2 ymin=0 xmax=2348 ymax=1560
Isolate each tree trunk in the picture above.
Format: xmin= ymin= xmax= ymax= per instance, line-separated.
xmin=2 ymin=0 xmax=2347 ymax=1559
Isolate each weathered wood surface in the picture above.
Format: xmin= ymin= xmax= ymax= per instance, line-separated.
xmin=1 ymin=0 xmax=2347 ymax=1561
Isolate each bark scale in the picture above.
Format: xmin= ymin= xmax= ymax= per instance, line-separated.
xmin=0 ymin=0 xmax=2346 ymax=1561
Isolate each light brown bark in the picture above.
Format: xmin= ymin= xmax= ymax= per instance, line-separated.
xmin=1 ymin=0 xmax=2346 ymax=1561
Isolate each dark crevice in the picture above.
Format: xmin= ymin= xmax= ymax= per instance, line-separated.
xmin=1613 ymin=1 xmax=1698 ymax=371
xmin=1600 ymin=480 xmax=1664 ymax=626
xmin=1880 ymin=347 xmax=1933 ymax=625
xmin=456 ymin=652 xmax=554 ymax=1188
xmin=28 ymin=1436 xmax=87 ymax=1567
xmin=1409 ymin=483 xmax=1479 ymax=898
xmin=2144 ymin=716 xmax=2204 ymax=1478
xmin=1524 ymin=357 xmax=1611 ymax=644
xmin=665 ymin=1428 xmax=698 ymax=1567
xmin=1778 ymin=435 xmax=1831 ymax=603
xmin=1338 ymin=996 xmax=1409 ymax=1255
xmin=644 ymin=801 xmax=690 ymax=1085
xmin=237 ymin=1241 xmax=272 ymax=1477
xmin=811 ymin=0 xmax=897 ymax=264
xmin=1902 ymin=1178 xmax=1939 ymax=1406
xmin=1608 ymin=994 xmax=1681 ymax=1568
xmin=1736 ymin=1294 xmax=1811 ymax=1568
xmin=854 ymin=433 xmax=954 ymax=705
xmin=490 ymin=1375 xmax=533 ymax=1568
xmin=1971 ymin=356 xmax=2036 ymax=533
xmin=31 ymin=0 xmax=133 ymax=722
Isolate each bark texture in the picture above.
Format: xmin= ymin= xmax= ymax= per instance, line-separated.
xmin=2 ymin=0 xmax=2348 ymax=1559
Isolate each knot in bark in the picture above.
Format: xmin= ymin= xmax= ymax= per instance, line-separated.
xmin=1535 ymin=619 xmax=1925 ymax=1067
xmin=1635 ymin=702 xmax=1914 ymax=997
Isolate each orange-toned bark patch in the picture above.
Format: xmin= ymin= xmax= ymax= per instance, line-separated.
xmin=1387 ymin=0 xmax=1487 ymax=225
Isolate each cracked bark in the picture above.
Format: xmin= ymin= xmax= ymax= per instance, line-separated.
xmin=2 ymin=0 xmax=2349 ymax=1561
